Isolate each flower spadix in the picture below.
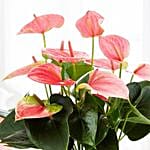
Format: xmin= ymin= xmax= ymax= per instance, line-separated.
xmin=42 ymin=41 xmax=89 ymax=63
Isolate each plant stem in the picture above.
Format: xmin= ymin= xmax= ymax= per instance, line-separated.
xmin=44 ymin=84 xmax=50 ymax=100
xmin=42 ymin=32 xmax=47 ymax=48
xmin=42 ymin=32 xmax=52 ymax=101
xmin=130 ymin=74 xmax=134 ymax=83
xmin=91 ymin=36 xmax=95 ymax=66
xmin=119 ymin=63 xmax=122 ymax=78
xmin=72 ymin=63 xmax=77 ymax=80
xmin=118 ymin=110 xmax=132 ymax=141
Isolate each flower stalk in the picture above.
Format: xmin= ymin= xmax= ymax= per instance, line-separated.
xmin=91 ymin=36 xmax=95 ymax=66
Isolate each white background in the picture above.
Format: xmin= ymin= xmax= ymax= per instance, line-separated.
xmin=0 ymin=0 xmax=149 ymax=149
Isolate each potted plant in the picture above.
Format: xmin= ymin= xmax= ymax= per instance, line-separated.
xmin=0 ymin=10 xmax=150 ymax=150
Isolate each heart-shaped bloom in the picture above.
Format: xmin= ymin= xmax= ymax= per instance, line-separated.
xmin=88 ymin=69 xmax=129 ymax=99
xmin=76 ymin=10 xmax=104 ymax=37
xmin=86 ymin=58 xmax=120 ymax=71
xmin=99 ymin=35 xmax=130 ymax=62
xmin=18 ymin=14 xmax=64 ymax=34
xmin=133 ymin=64 xmax=150 ymax=80
xmin=3 ymin=62 xmax=42 ymax=80
xmin=28 ymin=63 xmax=75 ymax=86
xmin=15 ymin=95 xmax=62 ymax=121
xmin=42 ymin=41 xmax=89 ymax=62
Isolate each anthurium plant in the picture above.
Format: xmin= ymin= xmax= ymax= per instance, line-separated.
xmin=0 ymin=10 xmax=150 ymax=150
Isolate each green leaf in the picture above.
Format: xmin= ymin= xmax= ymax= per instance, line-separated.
xmin=139 ymin=80 xmax=150 ymax=88
xmin=96 ymin=129 xmax=119 ymax=150
xmin=62 ymin=61 xmax=93 ymax=81
xmin=120 ymin=123 xmax=150 ymax=141
xmin=69 ymin=106 xmax=83 ymax=140
xmin=0 ymin=110 xmax=24 ymax=139
xmin=25 ymin=94 xmax=73 ymax=150
xmin=95 ymin=114 xmax=109 ymax=145
xmin=127 ymin=82 xmax=141 ymax=104
xmin=87 ymin=94 xmax=105 ymax=114
xmin=127 ymin=116 xmax=150 ymax=124
xmin=80 ymin=93 xmax=99 ymax=148
xmin=1 ymin=130 xmax=37 ymax=149
xmin=119 ymin=82 xmax=150 ymax=140
xmin=69 ymin=93 xmax=99 ymax=148
xmin=81 ymin=108 xmax=98 ymax=148
xmin=107 ymin=98 xmax=125 ymax=129
xmin=0 ymin=110 xmax=35 ymax=149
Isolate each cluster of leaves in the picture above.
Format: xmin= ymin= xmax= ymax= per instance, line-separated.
xmin=0 ymin=10 xmax=150 ymax=150
xmin=0 ymin=70 xmax=150 ymax=150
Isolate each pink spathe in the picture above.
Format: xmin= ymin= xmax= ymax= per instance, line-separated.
xmin=76 ymin=10 xmax=104 ymax=37
xmin=134 ymin=64 xmax=150 ymax=80
xmin=88 ymin=69 xmax=129 ymax=99
xmin=28 ymin=63 xmax=75 ymax=86
xmin=99 ymin=35 xmax=130 ymax=62
xmin=18 ymin=14 xmax=64 ymax=34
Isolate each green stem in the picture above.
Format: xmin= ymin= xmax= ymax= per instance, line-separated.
xmin=62 ymin=86 xmax=68 ymax=96
xmin=49 ymin=85 xmax=52 ymax=95
xmin=118 ymin=110 xmax=132 ymax=141
xmin=80 ymin=144 xmax=83 ymax=150
xmin=91 ymin=36 xmax=95 ymax=66
xmin=72 ymin=63 xmax=77 ymax=80
xmin=42 ymin=32 xmax=46 ymax=48
xmin=128 ymin=99 xmax=150 ymax=125
xmin=130 ymin=74 xmax=134 ymax=83
xmin=119 ymin=63 xmax=123 ymax=78
xmin=73 ymin=144 xmax=77 ymax=150
xmin=42 ymin=32 xmax=52 ymax=101
xmin=61 ymin=86 xmax=64 ymax=95
xmin=44 ymin=84 xmax=49 ymax=100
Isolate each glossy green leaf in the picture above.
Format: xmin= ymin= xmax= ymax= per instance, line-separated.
xmin=1 ymin=130 xmax=36 ymax=149
xmin=95 ymin=114 xmax=109 ymax=145
xmin=0 ymin=110 xmax=24 ymax=139
xmin=120 ymin=123 xmax=150 ymax=141
xmin=96 ymin=129 xmax=119 ymax=150
xmin=69 ymin=106 xmax=82 ymax=140
xmin=127 ymin=82 xmax=141 ymax=104
xmin=81 ymin=108 xmax=98 ymax=148
xmin=107 ymin=98 xmax=125 ymax=129
xmin=119 ymin=82 xmax=150 ymax=140
xmin=25 ymin=94 xmax=73 ymax=150
xmin=62 ymin=61 xmax=93 ymax=81
xmin=80 ymin=93 xmax=99 ymax=148
xmin=0 ymin=110 xmax=35 ymax=148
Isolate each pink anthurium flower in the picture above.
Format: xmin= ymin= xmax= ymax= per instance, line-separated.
xmin=18 ymin=14 xmax=64 ymax=34
xmin=15 ymin=95 xmax=62 ymax=121
xmin=88 ymin=69 xmax=129 ymax=99
xmin=3 ymin=62 xmax=42 ymax=80
xmin=133 ymin=64 xmax=150 ymax=80
xmin=99 ymin=35 xmax=130 ymax=62
xmin=76 ymin=10 xmax=104 ymax=37
xmin=42 ymin=41 xmax=89 ymax=62
xmin=86 ymin=58 xmax=120 ymax=71
xmin=28 ymin=63 xmax=75 ymax=86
